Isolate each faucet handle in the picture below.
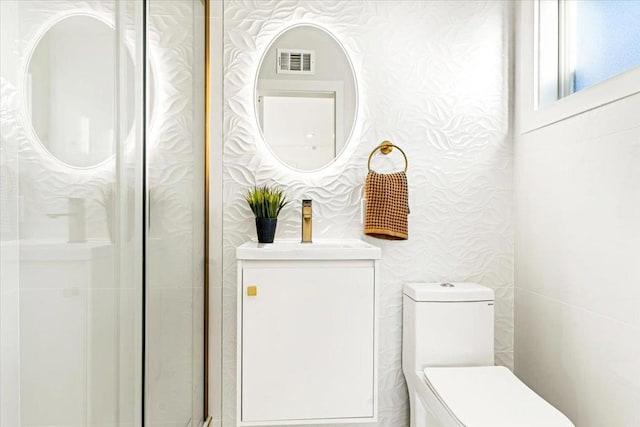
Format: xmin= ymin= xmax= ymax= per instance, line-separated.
xmin=301 ymin=200 xmax=312 ymax=243
xmin=302 ymin=199 xmax=312 ymax=218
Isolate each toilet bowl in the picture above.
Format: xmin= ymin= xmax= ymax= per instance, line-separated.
xmin=402 ymin=282 xmax=574 ymax=427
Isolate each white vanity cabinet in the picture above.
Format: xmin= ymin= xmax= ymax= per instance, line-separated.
xmin=236 ymin=240 xmax=381 ymax=426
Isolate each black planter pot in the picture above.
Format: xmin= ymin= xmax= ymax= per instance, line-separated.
xmin=255 ymin=217 xmax=277 ymax=243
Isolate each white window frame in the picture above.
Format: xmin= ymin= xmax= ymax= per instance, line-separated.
xmin=518 ymin=0 xmax=640 ymax=134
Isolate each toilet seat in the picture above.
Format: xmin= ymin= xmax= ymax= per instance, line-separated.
xmin=422 ymin=366 xmax=574 ymax=427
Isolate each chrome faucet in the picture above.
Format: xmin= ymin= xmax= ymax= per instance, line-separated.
xmin=47 ymin=197 xmax=87 ymax=243
xmin=301 ymin=199 xmax=312 ymax=243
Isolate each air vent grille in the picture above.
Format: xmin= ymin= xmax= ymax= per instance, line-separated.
xmin=277 ymin=49 xmax=315 ymax=74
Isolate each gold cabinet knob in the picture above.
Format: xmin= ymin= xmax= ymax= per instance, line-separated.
xmin=247 ymin=285 xmax=258 ymax=297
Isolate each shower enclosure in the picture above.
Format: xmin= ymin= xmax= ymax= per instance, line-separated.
xmin=0 ymin=1 xmax=208 ymax=426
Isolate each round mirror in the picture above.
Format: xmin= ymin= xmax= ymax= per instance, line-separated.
xmin=255 ymin=25 xmax=357 ymax=171
xmin=26 ymin=15 xmax=134 ymax=168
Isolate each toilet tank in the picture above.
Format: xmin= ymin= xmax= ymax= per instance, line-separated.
xmin=402 ymin=282 xmax=494 ymax=375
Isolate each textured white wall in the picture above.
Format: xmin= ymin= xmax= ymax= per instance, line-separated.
xmin=221 ymin=1 xmax=513 ymax=426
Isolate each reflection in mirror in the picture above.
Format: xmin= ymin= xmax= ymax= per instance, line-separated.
xmin=256 ymin=25 xmax=356 ymax=171
xmin=27 ymin=15 xmax=134 ymax=168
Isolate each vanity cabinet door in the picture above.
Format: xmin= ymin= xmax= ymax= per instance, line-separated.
xmin=241 ymin=263 xmax=375 ymax=423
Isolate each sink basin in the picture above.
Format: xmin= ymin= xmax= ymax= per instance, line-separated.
xmin=236 ymin=239 xmax=381 ymax=260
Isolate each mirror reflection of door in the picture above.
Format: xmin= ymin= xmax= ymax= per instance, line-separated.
xmin=259 ymin=91 xmax=336 ymax=170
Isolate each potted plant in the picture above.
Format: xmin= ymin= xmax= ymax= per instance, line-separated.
xmin=245 ymin=185 xmax=288 ymax=243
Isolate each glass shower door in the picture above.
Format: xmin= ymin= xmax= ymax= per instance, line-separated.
xmin=145 ymin=1 xmax=206 ymax=426
xmin=0 ymin=0 xmax=207 ymax=426
xmin=0 ymin=1 xmax=144 ymax=426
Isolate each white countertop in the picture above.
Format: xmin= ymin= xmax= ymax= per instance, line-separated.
xmin=236 ymin=239 xmax=381 ymax=260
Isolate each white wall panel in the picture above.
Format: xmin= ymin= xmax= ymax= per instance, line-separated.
xmin=514 ymin=94 xmax=640 ymax=426
xmin=514 ymin=3 xmax=640 ymax=425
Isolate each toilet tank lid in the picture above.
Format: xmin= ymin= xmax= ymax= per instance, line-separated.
xmin=403 ymin=282 xmax=494 ymax=302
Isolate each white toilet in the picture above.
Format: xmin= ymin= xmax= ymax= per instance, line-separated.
xmin=402 ymin=282 xmax=574 ymax=427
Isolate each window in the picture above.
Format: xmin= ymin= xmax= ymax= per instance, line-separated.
xmin=536 ymin=0 xmax=640 ymax=108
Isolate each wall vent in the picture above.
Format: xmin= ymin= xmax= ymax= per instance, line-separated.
xmin=277 ymin=49 xmax=315 ymax=74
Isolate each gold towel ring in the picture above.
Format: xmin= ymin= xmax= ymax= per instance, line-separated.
xmin=367 ymin=140 xmax=408 ymax=172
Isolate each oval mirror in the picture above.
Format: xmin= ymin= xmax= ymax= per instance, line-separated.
xmin=27 ymin=15 xmax=134 ymax=168
xmin=255 ymin=25 xmax=357 ymax=171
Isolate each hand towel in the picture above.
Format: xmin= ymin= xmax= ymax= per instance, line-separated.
xmin=364 ymin=170 xmax=409 ymax=240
